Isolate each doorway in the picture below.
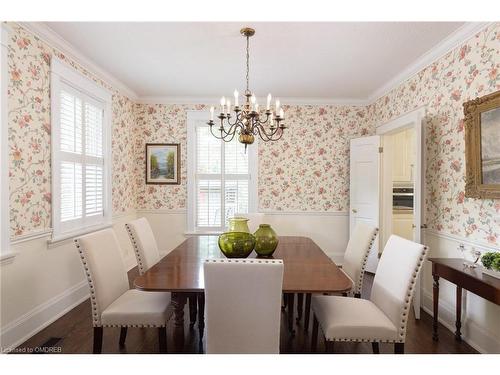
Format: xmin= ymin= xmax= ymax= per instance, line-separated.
xmin=377 ymin=107 xmax=425 ymax=318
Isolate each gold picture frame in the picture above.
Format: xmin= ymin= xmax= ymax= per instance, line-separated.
xmin=145 ymin=143 xmax=181 ymax=185
xmin=464 ymin=90 xmax=500 ymax=199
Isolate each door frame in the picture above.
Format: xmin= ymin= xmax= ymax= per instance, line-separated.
xmin=376 ymin=106 xmax=426 ymax=318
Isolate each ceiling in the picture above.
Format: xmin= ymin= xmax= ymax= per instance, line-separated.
xmin=45 ymin=22 xmax=466 ymax=101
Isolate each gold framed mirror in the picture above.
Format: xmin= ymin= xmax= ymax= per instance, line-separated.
xmin=464 ymin=90 xmax=500 ymax=199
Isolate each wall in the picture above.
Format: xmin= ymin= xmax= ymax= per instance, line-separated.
xmin=368 ymin=23 xmax=500 ymax=353
xmin=1 ymin=23 xmax=138 ymax=349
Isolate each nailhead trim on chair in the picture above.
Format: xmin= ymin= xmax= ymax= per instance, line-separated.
xmin=125 ymin=223 xmax=146 ymax=275
xmin=324 ymin=244 xmax=429 ymax=344
xmin=74 ymin=238 xmax=167 ymax=329
xmin=74 ymin=238 xmax=102 ymax=327
xmin=354 ymin=227 xmax=379 ymax=295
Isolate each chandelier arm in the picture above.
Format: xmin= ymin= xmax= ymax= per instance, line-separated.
xmin=220 ymin=128 xmax=239 ymax=143
xmin=254 ymin=124 xmax=276 ymax=142
xmin=256 ymin=121 xmax=281 ymax=139
xmin=210 ymin=125 xmax=234 ymax=141
xmin=218 ymin=119 xmax=241 ymax=137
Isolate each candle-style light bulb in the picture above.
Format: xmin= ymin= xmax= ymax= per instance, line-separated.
xmin=267 ymin=93 xmax=272 ymax=110
xmin=210 ymin=106 xmax=214 ymax=121
xmin=270 ymin=115 xmax=274 ymax=128
xmin=275 ymin=99 xmax=280 ymax=113
xmin=220 ymin=96 xmax=226 ymax=113
xmin=226 ymin=99 xmax=231 ymax=114
xmin=234 ymin=90 xmax=239 ymax=107
xmin=279 ymin=108 xmax=284 ymax=119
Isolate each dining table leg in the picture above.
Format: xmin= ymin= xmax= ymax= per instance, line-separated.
xmin=198 ymin=292 xmax=205 ymax=342
xmin=287 ymin=293 xmax=295 ymax=336
xmin=432 ymin=274 xmax=439 ymax=341
xmin=296 ymin=293 xmax=304 ymax=323
xmin=304 ymin=293 xmax=312 ymax=332
xmin=171 ymin=292 xmax=187 ymax=352
xmin=171 ymin=292 xmax=188 ymax=328
xmin=188 ymin=293 xmax=197 ymax=327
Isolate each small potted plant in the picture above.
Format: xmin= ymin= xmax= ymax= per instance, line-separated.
xmin=481 ymin=251 xmax=500 ymax=279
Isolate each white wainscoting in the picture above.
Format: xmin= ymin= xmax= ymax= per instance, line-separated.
xmin=421 ymin=230 xmax=500 ymax=353
xmin=0 ymin=212 xmax=138 ymax=350
xmin=136 ymin=210 xmax=350 ymax=264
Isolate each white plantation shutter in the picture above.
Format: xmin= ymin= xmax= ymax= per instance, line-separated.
xmin=51 ymin=58 xmax=111 ymax=240
xmin=190 ymin=116 xmax=256 ymax=232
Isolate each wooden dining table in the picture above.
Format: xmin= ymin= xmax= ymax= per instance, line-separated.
xmin=134 ymin=235 xmax=352 ymax=346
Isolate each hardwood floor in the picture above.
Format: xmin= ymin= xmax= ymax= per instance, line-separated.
xmin=14 ymin=268 xmax=477 ymax=354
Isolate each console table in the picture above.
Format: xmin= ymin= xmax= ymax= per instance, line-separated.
xmin=429 ymin=258 xmax=500 ymax=341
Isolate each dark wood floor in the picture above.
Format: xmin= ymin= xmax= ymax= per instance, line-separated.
xmin=15 ymin=268 xmax=477 ymax=354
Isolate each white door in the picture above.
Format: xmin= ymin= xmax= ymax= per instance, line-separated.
xmin=350 ymin=135 xmax=381 ymax=273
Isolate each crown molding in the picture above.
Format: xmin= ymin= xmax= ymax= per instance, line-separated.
xmin=17 ymin=22 xmax=138 ymax=100
xmin=13 ymin=21 xmax=493 ymax=107
xmin=366 ymin=22 xmax=492 ymax=104
xmin=136 ymin=95 xmax=369 ymax=106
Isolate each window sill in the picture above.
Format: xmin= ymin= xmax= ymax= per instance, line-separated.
xmin=0 ymin=251 xmax=19 ymax=265
xmin=48 ymin=223 xmax=112 ymax=247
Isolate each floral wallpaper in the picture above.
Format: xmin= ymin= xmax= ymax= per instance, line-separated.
xmin=258 ymin=105 xmax=372 ymax=211
xmin=367 ymin=23 xmax=500 ymax=245
xmin=6 ymin=22 xmax=500 ymax=246
xmin=7 ymin=23 xmax=136 ymax=237
xmin=134 ymin=103 xmax=205 ymax=210
xmin=133 ymin=103 xmax=371 ymax=212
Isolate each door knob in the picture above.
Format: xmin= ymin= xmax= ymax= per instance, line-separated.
xmin=352 ymin=208 xmax=358 ymax=213
xmin=412 ymin=224 xmax=416 ymax=229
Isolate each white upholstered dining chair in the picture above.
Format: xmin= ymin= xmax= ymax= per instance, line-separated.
xmin=341 ymin=223 xmax=379 ymax=298
xmin=203 ymin=259 xmax=284 ymax=354
xmin=125 ymin=217 xmax=161 ymax=275
xmin=74 ymin=228 xmax=172 ymax=353
xmin=311 ymin=235 xmax=428 ymax=354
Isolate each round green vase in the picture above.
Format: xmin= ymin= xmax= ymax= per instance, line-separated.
xmin=218 ymin=232 xmax=255 ymax=258
xmin=254 ymin=224 xmax=279 ymax=257
xmin=228 ymin=217 xmax=250 ymax=233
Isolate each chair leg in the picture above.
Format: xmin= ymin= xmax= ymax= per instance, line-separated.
xmin=296 ymin=293 xmax=304 ymax=322
xmin=394 ymin=342 xmax=404 ymax=354
xmin=93 ymin=327 xmax=103 ymax=354
xmin=188 ymin=294 xmax=197 ymax=327
xmin=325 ymin=340 xmax=334 ymax=353
xmin=119 ymin=327 xmax=128 ymax=347
xmin=354 ymin=293 xmax=361 ymax=299
xmin=311 ymin=314 xmax=319 ymax=352
xmin=158 ymin=327 xmax=167 ymax=353
xmin=372 ymin=342 xmax=380 ymax=354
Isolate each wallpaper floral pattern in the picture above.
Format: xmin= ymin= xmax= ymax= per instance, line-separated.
xmin=7 ymin=23 xmax=136 ymax=237
xmin=5 ymin=22 xmax=500 ymax=246
xmin=259 ymin=105 xmax=371 ymax=211
xmin=367 ymin=23 xmax=500 ymax=245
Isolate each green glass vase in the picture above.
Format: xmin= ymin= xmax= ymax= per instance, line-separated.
xmin=228 ymin=217 xmax=250 ymax=233
xmin=218 ymin=232 xmax=255 ymax=258
xmin=254 ymin=224 xmax=279 ymax=257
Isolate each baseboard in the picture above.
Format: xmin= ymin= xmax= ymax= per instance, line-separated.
xmin=421 ymin=290 xmax=500 ymax=353
xmin=0 ymin=280 xmax=89 ymax=350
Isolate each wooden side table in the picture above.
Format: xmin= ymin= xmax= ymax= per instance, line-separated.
xmin=429 ymin=258 xmax=500 ymax=341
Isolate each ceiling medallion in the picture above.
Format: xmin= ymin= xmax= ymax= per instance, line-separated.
xmin=207 ymin=27 xmax=286 ymax=149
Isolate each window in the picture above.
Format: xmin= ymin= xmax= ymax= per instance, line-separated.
xmin=51 ymin=58 xmax=112 ymax=241
xmin=187 ymin=111 xmax=257 ymax=233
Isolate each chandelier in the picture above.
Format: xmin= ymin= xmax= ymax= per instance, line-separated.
xmin=207 ymin=27 xmax=286 ymax=149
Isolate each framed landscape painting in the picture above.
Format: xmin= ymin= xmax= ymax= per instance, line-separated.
xmin=464 ymin=90 xmax=500 ymax=199
xmin=145 ymin=143 xmax=180 ymax=185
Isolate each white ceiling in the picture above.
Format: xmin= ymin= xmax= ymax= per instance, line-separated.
xmin=45 ymin=22 xmax=466 ymax=101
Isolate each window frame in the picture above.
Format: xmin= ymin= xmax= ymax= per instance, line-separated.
xmin=186 ymin=110 xmax=258 ymax=234
xmin=50 ymin=57 xmax=112 ymax=242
